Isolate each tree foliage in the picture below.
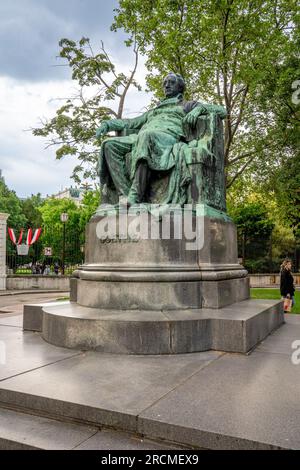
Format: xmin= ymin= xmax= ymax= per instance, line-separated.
xmin=21 ymin=194 xmax=43 ymax=229
xmin=37 ymin=198 xmax=82 ymax=264
xmin=228 ymin=201 xmax=274 ymax=266
xmin=38 ymin=198 xmax=80 ymax=230
xmin=113 ymin=0 xmax=298 ymax=187
xmin=0 ymin=179 xmax=27 ymax=229
xmin=32 ymin=37 xmax=141 ymax=183
xmin=78 ymin=190 xmax=100 ymax=234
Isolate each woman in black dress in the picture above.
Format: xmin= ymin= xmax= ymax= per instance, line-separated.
xmin=280 ymin=259 xmax=295 ymax=311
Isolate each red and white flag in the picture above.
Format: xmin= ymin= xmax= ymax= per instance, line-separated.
xmin=17 ymin=229 xmax=23 ymax=245
xmin=8 ymin=227 xmax=41 ymax=245
xmin=29 ymin=228 xmax=42 ymax=245
xmin=8 ymin=228 xmax=16 ymax=245
xmin=8 ymin=228 xmax=23 ymax=245
xmin=26 ymin=228 xmax=33 ymax=246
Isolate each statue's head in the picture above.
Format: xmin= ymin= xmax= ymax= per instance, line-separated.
xmin=163 ymin=72 xmax=186 ymax=98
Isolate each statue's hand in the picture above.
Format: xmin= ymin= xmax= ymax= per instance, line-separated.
xmin=184 ymin=105 xmax=207 ymax=127
xmin=96 ymin=121 xmax=110 ymax=138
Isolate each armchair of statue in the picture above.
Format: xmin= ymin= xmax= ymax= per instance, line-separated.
xmin=183 ymin=112 xmax=226 ymax=212
xmin=115 ymin=110 xmax=226 ymax=213
xmin=102 ymin=105 xmax=225 ymax=216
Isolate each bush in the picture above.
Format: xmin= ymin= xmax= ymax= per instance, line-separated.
xmin=244 ymin=258 xmax=282 ymax=274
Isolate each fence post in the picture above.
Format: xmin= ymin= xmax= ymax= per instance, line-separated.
xmin=0 ymin=213 xmax=9 ymax=290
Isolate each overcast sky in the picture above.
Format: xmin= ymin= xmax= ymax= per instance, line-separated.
xmin=0 ymin=0 xmax=150 ymax=198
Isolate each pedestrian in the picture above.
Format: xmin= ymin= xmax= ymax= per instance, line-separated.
xmin=54 ymin=262 xmax=59 ymax=275
xmin=31 ymin=263 xmax=36 ymax=275
xmin=44 ymin=264 xmax=50 ymax=275
xmin=280 ymin=258 xmax=295 ymax=312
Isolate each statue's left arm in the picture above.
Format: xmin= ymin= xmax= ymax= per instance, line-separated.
xmin=184 ymin=101 xmax=227 ymax=127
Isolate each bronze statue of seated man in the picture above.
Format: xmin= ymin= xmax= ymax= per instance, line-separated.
xmin=96 ymin=72 xmax=226 ymax=206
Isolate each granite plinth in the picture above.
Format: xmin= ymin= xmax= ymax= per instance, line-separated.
xmin=23 ymin=299 xmax=284 ymax=354
xmin=74 ymin=212 xmax=249 ymax=310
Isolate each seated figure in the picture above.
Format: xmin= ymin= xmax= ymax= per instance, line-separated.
xmin=96 ymin=73 xmax=227 ymax=210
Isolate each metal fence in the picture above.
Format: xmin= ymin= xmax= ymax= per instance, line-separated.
xmin=6 ymin=225 xmax=84 ymax=275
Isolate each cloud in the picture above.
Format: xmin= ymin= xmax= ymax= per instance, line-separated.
xmin=0 ymin=0 xmax=124 ymax=81
xmin=0 ymin=77 xmax=79 ymax=196
xmin=0 ymin=1 xmax=154 ymax=198
xmin=0 ymin=71 xmax=151 ymax=198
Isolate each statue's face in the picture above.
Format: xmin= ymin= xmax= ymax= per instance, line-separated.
xmin=163 ymin=75 xmax=182 ymax=98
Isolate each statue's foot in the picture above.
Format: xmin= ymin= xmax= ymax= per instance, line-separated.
xmin=126 ymin=187 xmax=140 ymax=206
xmin=119 ymin=195 xmax=138 ymax=207
xmin=119 ymin=196 xmax=128 ymax=206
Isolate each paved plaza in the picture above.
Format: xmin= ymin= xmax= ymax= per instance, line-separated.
xmin=0 ymin=293 xmax=299 ymax=450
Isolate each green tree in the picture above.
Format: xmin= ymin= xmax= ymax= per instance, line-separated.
xmin=38 ymin=198 xmax=82 ymax=265
xmin=32 ymin=37 xmax=141 ymax=184
xmin=79 ymin=190 xmax=100 ymax=237
xmin=252 ymin=52 xmax=300 ymax=268
xmin=228 ymin=201 xmax=274 ymax=269
xmin=0 ymin=179 xmax=27 ymax=230
xmin=113 ymin=0 xmax=298 ymax=187
xmin=271 ymin=156 xmax=300 ymax=270
xmin=0 ymin=179 xmax=27 ymax=258
xmin=21 ymin=193 xmax=43 ymax=229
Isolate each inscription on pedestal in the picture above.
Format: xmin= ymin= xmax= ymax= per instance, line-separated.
xmin=99 ymin=236 xmax=140 ymax=244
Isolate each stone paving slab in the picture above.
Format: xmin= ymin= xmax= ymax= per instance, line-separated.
xmin=0 ymin=290 xmax=69 ymax=297
xmin=283 ymin=313 xmax=300 ymax=324
xmin=0 ymin=407 xmax=97 ymax=450
xmin=0 ymin=304 xmax=23 ymax=315
xmin=0 ymin=314 xmax=23 ymax=328
xmin=0 ymin=325 xmax=80 ymax=381
xmin=138 ymin=349 xmax=300 ymax=449
xmin=0 ymin=292 xmax=69 ymax=309
xmin=256 ymin=321 xmax=300 ymax=355
xmin=74 ymin=429 xmax=184 ymax=450
xmin=0 ymin=348 xmax=221 ymax=432
xmin=0 ymin=407 xmax=183 ymax=450
xmin=0 ymin=313 xmax=299 ymax=449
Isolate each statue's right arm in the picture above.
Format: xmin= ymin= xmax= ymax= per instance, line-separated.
xmin=124 ymin=111 xmax=148 ymax=130
xmin=96 ymin=119 xmax=125 ymax=137
xmin=96 ymin=112 xmax=148 ymax=138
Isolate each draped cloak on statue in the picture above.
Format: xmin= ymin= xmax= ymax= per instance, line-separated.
xmin=98 ymin=93 xmax=226 ymax=206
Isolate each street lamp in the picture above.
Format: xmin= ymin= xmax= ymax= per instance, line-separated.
xmin=60 ymin=213 xmax=68 ymax=274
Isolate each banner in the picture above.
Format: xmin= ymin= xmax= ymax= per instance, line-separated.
xmin=8 ymin=228 xmax=23 ymax=245
xmin=8 ymin=228 xmax=42 ymax=246
xmin=30 ymin=228 xmax=42 ymax=245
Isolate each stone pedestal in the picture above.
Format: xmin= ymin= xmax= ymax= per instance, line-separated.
xmin=74 ymin=209 xmax=249 ymax=310
xmin=0 ymin=213 xmax=9 ymax=291
xmin=23 ymin=207 xmax=284 ymax=354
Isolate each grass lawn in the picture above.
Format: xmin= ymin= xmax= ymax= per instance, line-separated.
xmin=251 ymin=288 xmax=300 ymax=314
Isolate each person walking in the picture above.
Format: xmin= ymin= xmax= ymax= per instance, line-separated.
xmin=54 ymin=262 xmax=59 ymax=275
xmin=280 ymin=259 xmax=295 ymax=312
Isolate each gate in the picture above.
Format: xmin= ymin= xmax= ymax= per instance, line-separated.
xmin=6 ymin=225 xmax=84 ymax=275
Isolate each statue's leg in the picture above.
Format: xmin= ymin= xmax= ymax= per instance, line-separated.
xmin=127 ymin=160 xmax=151 ymax=204
xmin=102 ymin=138 xmax=132 ymax=197
xmin=127 ymin=130 xmax=177 ymax=204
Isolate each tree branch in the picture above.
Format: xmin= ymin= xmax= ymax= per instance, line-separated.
xmin=226 ymin=155 xmax=256 ymax=188
xmin=117 ymin=39 xmax=139 ymax=118
xmin=231 ymin=85 xmax=249 ymax=138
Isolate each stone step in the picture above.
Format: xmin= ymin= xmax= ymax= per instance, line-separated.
xmin=0 ymin=331 xmax=298 ymax=449
xmin=23 ymin=299 xmax=284 ymax=354
xmin=0 ymin=407 xmax=183 ymax=450
xmin=0 ymin=314 xmax=298 ymax=450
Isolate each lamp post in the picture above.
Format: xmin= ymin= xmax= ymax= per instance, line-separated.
xmin=60 ymin=213 xmax=68 ymax=275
